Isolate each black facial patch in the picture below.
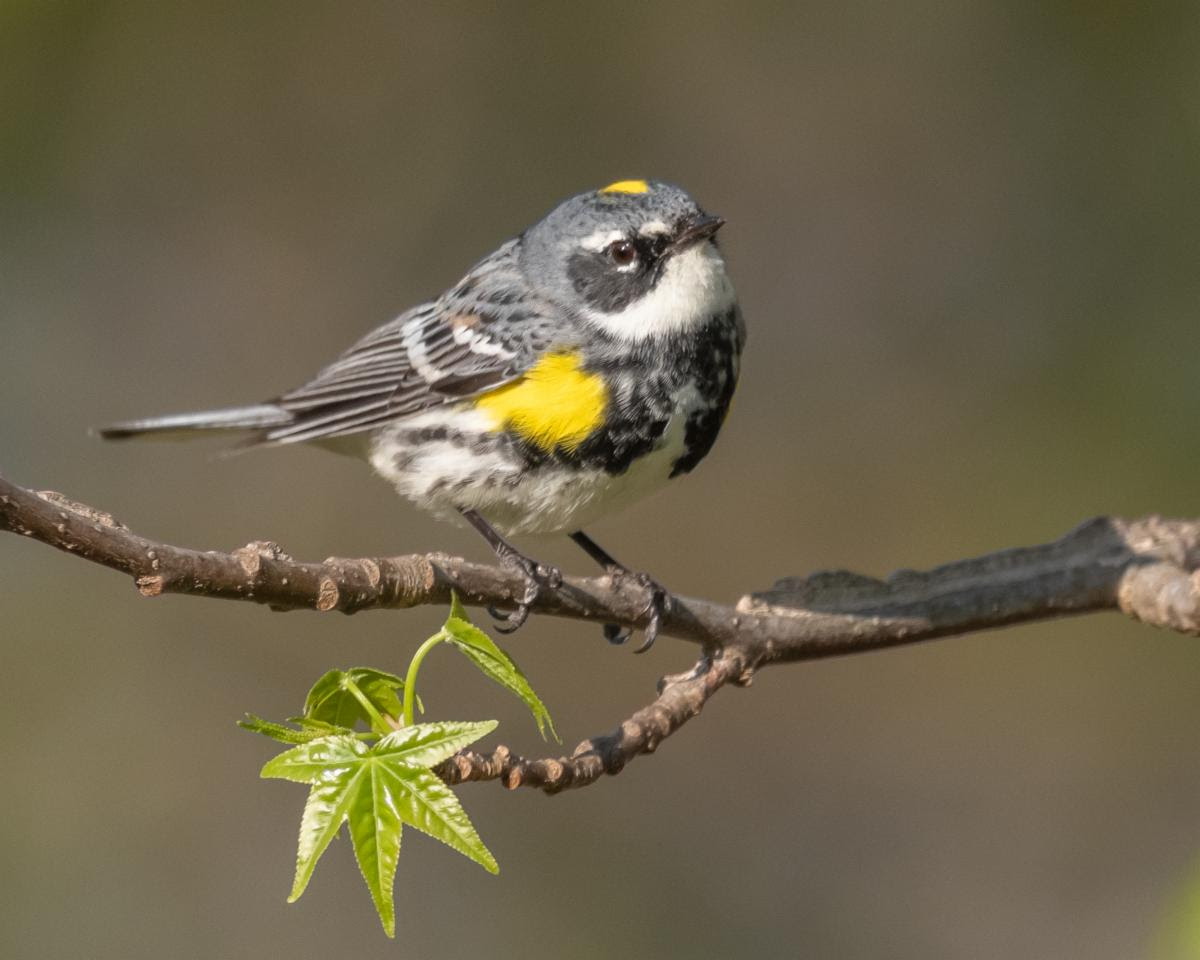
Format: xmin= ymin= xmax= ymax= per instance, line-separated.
xmin=566 ymin=236 xmax=666 ymax=314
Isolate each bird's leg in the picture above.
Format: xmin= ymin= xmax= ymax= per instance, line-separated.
xmin=460 ymin=508 xmax=562 ymax=633
xmin=568 ymin=530 xmax=671 ymax=653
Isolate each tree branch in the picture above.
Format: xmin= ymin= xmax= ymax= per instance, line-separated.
xmin=434 ymin=648 xmax=754 ymax=793
xmin=4 ymin=471 xmax=1200 ymax=792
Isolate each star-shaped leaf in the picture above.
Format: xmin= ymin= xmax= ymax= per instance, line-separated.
xmin=442 ymin=595 xmax=558 ymax=741
xmin=260 ymin=721 xmax=498 ymax=937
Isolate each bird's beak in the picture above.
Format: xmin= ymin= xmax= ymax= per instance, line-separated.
xmin=669 ymin=213 xmax=725 ymax=252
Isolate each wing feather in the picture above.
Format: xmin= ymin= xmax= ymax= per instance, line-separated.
xmin=255 ymin=241 xmax=544 ymax=445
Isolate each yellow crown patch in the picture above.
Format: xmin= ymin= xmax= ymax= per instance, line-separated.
xmin=599 ymin=179 xmax=650 ymax=195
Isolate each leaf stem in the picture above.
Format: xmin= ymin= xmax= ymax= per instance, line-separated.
xmin=344 ymin=678 xmax=390 ymax=734
xmin=403 ymin=630 xmax=446 ymax=727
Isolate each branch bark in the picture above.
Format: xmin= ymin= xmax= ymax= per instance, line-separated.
xmin=4 ymin=472 xmax=1200 ymax=792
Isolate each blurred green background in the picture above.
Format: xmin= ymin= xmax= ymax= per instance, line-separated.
xmin=3 ymin=2 xmax=1200 ymax=958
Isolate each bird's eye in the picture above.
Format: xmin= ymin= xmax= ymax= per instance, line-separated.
xmin=607 ymin=240 xmax=638 ymax=268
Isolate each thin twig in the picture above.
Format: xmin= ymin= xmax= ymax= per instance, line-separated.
xmin=435 ymin=648 xmax=754 ymax=793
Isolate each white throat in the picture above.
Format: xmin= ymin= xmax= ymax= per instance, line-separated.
xmin=585 ymin=242 xmax=736 ymax=343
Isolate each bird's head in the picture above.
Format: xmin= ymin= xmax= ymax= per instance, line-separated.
xmin=520 ymin=179 xmax=736 ymax=344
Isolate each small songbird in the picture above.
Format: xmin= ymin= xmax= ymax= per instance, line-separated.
xmin=100 ymin=179 xmax=745 ymax=650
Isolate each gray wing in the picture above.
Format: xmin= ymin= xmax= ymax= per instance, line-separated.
xmin=260 ymin=241 xmax=555 ymax=445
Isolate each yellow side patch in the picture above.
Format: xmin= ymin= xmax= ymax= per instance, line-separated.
xmin=475 ymin=352 xmax=607 ymax=452
xmin=600 ymin=179 xmax=650 ymax=195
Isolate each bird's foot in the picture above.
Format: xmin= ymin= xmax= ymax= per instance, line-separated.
xmin=459 ymin=507 xmax=562 ymax=635
xmin=603 ymin=568 xmax=672 ymax=653
xmin=486 ymin=546 xmax=562 ymax=634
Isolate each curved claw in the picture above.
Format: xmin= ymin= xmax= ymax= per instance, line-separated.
xmin=633 ymin=617 xmax=659 ymax=653
xmin=487 ymin=561 xmax=555 ymax=635
xmin=492 ymin=603 xmax=530 ymax=634
xmin=633 ymin=591 xmax=669 ymax=654
xmin=633 ymin=585 xmax=672 ymax=652
xmin=607 ymin=573 xmax=671 ymax=653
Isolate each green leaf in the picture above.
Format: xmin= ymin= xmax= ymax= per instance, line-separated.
xmin=442 ymin=595 xmax=558 ymax=741
xmin=260 ymin=722 xmax=498 ymax=937
xmin=303 ymin=667 xmax=407 ymax=732
xmin=373 ymin=721 xmax=499 ymax=874
xmin=291 ymin=752 xmax=369 ymax=903
xmin=375 ymin=720 xmax=500 ymax=769
xmin=238 ymin=713 xmax=355 ymax=744
xmin=348 ymin=760 xmax=403 ymax=937
xmin=260 ymin=733 xmax=369 ymax=786
xmin=287 ymin=716 xmax=361 ymax=737
xmin=380 ymin=763 xmax=497 ymax=876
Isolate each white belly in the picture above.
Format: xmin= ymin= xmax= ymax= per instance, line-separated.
xmin=368 ymin=387 xmax=700 ymax=536
xmin=486 ymin=402 xmax=692 ymax=534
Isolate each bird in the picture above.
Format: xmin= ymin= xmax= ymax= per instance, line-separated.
xmin=99 ymin=179 xmax=745 ymax=651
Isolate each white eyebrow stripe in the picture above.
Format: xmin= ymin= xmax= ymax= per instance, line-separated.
xmin=638 ymin=219 xmax=670 ymax=236
xmin=580 ymin=228 xmax=626 ymax=252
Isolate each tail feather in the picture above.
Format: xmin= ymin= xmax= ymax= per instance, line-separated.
xmin=96 ymin=404 xmax=292 ymax=441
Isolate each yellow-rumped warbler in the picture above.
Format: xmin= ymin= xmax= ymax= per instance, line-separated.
xmin=100 ymin=179 xmax=745 ymax=650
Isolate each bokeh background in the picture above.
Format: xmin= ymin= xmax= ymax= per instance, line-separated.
xmin=4 ymin=3 xmax=1200 ymax=958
